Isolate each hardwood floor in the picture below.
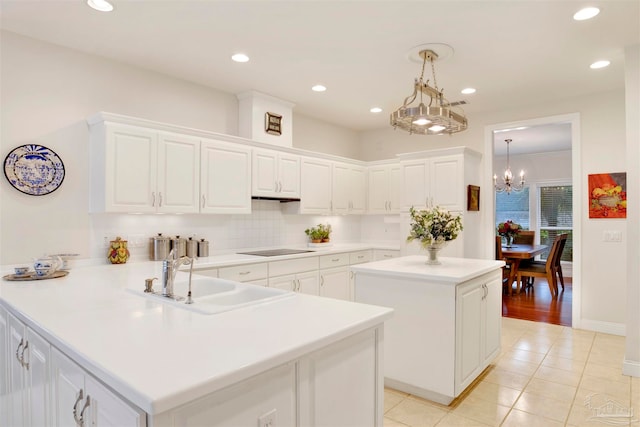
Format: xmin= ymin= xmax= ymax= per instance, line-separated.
xmin=502 ymin=276 xmax=572 ymax=326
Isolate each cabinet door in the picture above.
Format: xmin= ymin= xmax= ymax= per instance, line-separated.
xmin=277 ymin=153 xmax=300 ymax=198
xmin=157 ymin=132 xmax=200 ymax=213
xmin=331 ymin=162 xmax=350 ymax=214
xmin=456 ymin=281 xmax=483 ymax=392
xmin=0 ymin=306 xmax=8 ymax=427
xmin=105 ymin=124 xmax=157 ymax=213
xmin=367 ymin=166 xmax=389 ymax=213
xmin=297 ymin=271 xmax=320 ymax=296
xmin=349 ymin=165 xmax=367 ymax=213
xmin=388 ymin=164 xmax=401 ymax=213
xmin=483 ymin=278 xmax=502 ymax=364
xmin=269 ymin=274 xmax=297 ymax=292
xmin=7 ymin=313 xmax=26 ymax=426
xmin=26 ymin=327 xmax=51 ymax=427
xmin=85 ymin=375 xmax=145 ymax=427
xmin=252 ymin=149 xmax=278 ymax=197
xmin=320 ymin=267 xmax=351 ymax=301
xmin=51 ymin=348 xmax=86 ymax=427
xmin=430 ymin=155 xmax=462 ymax=211
xmin=300 ymin=157 xmax=332 ymax=214
xmin=201 ymin=139 xmax=251 ymax=214
xmin=401 ymin=160 xmax=428 ymax=210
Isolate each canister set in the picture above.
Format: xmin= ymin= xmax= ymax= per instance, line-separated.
xmin=150 ymin=234 xmax=209 ymax=261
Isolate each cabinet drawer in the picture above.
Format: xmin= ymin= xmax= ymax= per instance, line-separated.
xmin=349 ymin=250 xmax=372 ymax=265
xmin=269 ymin=257 xmax=319 ymax=277
xmin=373 ymin=249 xmax=400 ymax=261
xmin=319 ymin=253 xmax=349 ymax=269
xmin=218 ymin=263 xmax=268 ymax=282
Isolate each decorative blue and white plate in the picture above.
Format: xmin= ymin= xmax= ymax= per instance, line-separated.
xmin=3 ymin=144 xmax=65 ymax=196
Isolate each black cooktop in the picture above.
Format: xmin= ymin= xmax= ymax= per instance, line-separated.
xmin=237 ymin=248 xmax=315 ymax=257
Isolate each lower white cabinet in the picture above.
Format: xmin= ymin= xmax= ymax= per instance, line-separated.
xmin=269 ymin=271 xmax=319 ymax=295
xmin=319 ymin=267 xmax=350 ymax=301
xmin=373 ymin=249 xmax=400 ymax=261
xmin=51 ymin=347 xmax=145 ymax=427
xmin=153 ymin=327 xmax=383 ymax=427
xmin=7 ymin=311 xmax=51 ymax=427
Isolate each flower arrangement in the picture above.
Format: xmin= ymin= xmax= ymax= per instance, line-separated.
xmin=305 ymin=223 xmax=332 ymax=243
xmin=497 ymin=220 xmax=522 ymax=239
xmin=406 ymin=206 xmax=463 ymax=248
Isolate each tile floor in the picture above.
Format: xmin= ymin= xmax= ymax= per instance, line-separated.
xmin=384 ymin=317 xmax=639 ymax=427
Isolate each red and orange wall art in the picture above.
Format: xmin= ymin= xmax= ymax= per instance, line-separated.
xmin=588 ymin=172 xmax=627 ymax=218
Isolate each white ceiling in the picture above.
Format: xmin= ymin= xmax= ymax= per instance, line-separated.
xmin=1 ymin=1 xmax=638 ymax=148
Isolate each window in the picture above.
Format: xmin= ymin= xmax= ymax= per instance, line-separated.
xmin=538 ymin=184 xmax=573 ymax=261
xmin=495 ymin=187 xmax=530 ymax=230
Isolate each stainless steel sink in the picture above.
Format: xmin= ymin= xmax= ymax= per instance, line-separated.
xmin=130 ymin=277 xmax=293 ymax=315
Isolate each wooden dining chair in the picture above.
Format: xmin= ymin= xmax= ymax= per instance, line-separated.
xmin=525 ymin=234 xmax=568 ymax=292
xmin=513 ymin=230 xmax=535 ymax=245
xmin=516 ymin=234 xmax=568 ymax=297
xmin=495 ymin=236 xmax=514 ymax=295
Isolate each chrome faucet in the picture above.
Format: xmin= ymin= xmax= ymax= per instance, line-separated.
xmin=162 ymin=249 xmax=194 ymax=300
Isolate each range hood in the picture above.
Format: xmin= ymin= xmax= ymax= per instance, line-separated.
xmin=251 ymin=196 xmax=300 ymax=203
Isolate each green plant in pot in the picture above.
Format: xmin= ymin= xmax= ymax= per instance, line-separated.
xmin=305 ymin=223 xmax=332 ymax=243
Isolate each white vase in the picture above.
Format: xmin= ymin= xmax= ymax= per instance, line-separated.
xmin=425 ymin=241 xmax=447 ymax=265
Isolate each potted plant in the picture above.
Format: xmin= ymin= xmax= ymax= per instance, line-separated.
xmin=497 ymin=220 xmax=522 ymax=247
xmin=305 ymin=223 xmax=332 ymax=243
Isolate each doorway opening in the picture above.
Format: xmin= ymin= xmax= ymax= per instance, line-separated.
xmin=483 ymin=113 xmax=581 ymax=327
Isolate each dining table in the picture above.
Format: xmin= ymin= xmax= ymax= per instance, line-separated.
xmin=502 ymin=243 xmax=548 ymax=295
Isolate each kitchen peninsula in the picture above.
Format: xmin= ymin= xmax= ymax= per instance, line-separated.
xmin=351 ymin=256 xmax=504 ymax=405
xmin=0 ymin=255 xmax=393 ymax=426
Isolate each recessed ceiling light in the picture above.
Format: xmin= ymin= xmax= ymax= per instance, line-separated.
xmin=87 ymin=0 xmax=113 ymax=12
xmin=231 ymin=53 xmax=249 ymax=63
xmin=461 ymin=88 xmax=476 ymax=95
xmin=370 ymin=107 xmax=382 ymax=113
xmin=311 ymin=85 xmax=327 ymax=92
xmin=573 ymin=7 xmax=600 ymax=21
xmin=590 ymin=60 xmax=611 ymax=69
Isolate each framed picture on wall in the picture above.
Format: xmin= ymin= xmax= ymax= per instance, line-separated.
xmin=588 ymin=172 xmax=627 ymax=218
xmin=467 ymin=185 xmax=480 ymax=211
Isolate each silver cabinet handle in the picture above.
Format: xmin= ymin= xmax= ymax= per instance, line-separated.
xmin=73 ymin=389 xmax=84 ymax=426
xmin=295 ymin=279 xmax=300 ymax=292
xmin=384 ymin=254 xmax=393 ymax=258
xmin=151 ymin=192 xmax=156 ymax=207
xmin=201 ymin=194 xmax=206 ymax=208
xmin=158 ymin=192 xmax=163 ymax=207
xmin=320 ymin=276 xmax=324 ymax=286
xmin=239 ymin=271 xmax=250 ymax=276
xmin=78 ymin=395 xmax=90 ymax=427
xmin=358 ymin=255 xmax=364 ymax=259
xmin=15 ymin=338 xmax=24 ymax=365
xmin=20 ymin=340 xmax=29 ymax=369
xmin=332 ymin=258 xmax=340 ymax=262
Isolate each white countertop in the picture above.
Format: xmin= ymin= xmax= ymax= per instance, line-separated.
xmin=0 ymin=258 xmax=393 ymax=415
xmin=350 ymin=256 xmax=505 ymax=283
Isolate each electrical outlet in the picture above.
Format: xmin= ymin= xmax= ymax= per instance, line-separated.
xmin=258 ymin=409 xmax=276 ymax=427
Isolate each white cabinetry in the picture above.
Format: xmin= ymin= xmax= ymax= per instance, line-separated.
xmin=373 ymin=249 xmax=400 ymax=261
xmin=268 ymin=257 xmax=319 ymax=295
xmin=368 ymin=163 xmax=401 ymax=214
xmin=401 ymin=154 xmax=463 ymax=211
xmin=332 ymin=162 xmax=367 ymax=214
xmin=200 ymin=139 xmax=252 ymax=214
xmin=51 ymin=348 xmax=145 ymax=427
xmin=218 ymin=262 xmax=268 ymax=286
xmin=252 ymin=148 xmax=300 ymax=199
xmin=7 ymin=312 xmax=51 ymax=427
xmin=89 ymin=122 xmax=200 ymax=213
xmin=319 ymin=253 xmax=351 ymax=301
xmin=299 ymin=157 xmax=332 ymax=214
xmin=456 ymin=276 xmax=502 ymax=392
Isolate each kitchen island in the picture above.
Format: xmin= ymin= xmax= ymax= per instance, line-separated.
xmin=351 ymin=256 xmax=504 ymax=405
xmin=0 ymin=260 xmax=393 ymax=426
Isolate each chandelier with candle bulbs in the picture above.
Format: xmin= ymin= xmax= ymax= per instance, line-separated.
xmin=494 ymin=139 xmax=525 ymax=194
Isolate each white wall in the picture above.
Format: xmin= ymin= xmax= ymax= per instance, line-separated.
xmin=0 ymin=31 xmax=363 ymax=264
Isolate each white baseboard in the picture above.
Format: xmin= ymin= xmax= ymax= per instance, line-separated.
xmin=575 ymin=318 xmax=626 ymax=336
xmin=623 ymin=358 xmax=640 ymax=377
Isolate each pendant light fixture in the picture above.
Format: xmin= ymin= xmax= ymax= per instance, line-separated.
xmin=390 ymin=49 xmax=468 ymax=135
xmin=494 ymin=139 xmax=525 ymax=194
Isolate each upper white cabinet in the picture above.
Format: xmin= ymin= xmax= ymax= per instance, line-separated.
xmin=400 ymin=148 xmax=481 ymax=212
xmin=332 ymin=162 xmax=367 ymax=214
xmin=368 ymin=163 xmax=401 ymax=214
xmin=89 ymin=122 xmax=200 ymax=213
xmin=299 ymin=157 xmax=332 ymax=214
xmin=252 ymin=148 xmax=300 ymax=199
xmin=200 ymin=139 xmax=252 ymax=214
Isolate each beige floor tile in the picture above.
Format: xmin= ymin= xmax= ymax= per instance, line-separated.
xmin=579 ymin=374 xmax=631 ymax=402
xmin=568 ymin=393 xmax=634 ymax=427
xmin=385 ymin=388 xmax=408 ymax=413
xmin=385 ymin=398 xmax=449 ymax=427
xmin=546 ymin=344 xmax=590 ymax=361
xmin=534 ymin=365 xmax=583 ymax=387
xmin=551 ymin=340 xmax=593 ymax=355
xmin=588 ymin=347 xmax=626 ymax=368
xmin=493 ymin=356 xmax=539 ymax=377
xmin=483 ymin=367 xmax=531 ymax=390
xmin=501 ymin=408 xmax=565 ymax=427
xmin=435 ymin=412 xmax=493 ymax=426
xmin=450 ymin=395 xmax=510 ymax=426
xmin=501 ymin=348 xmax=546 ymax=365
xmin=384 ymin=416 xmax=411 ymax=427
xmin=541 ymin=354 xmax=586 ymax=373
xmin=466 ymin=381 xmax=521 ymax=407
xmin=513 ymin=336 xmax=554 ymax=354
xmin=584 ymin=360 xmax=629 ymax=383
xmin=524 ymin=377 xmax=577 ymax=402
xmin=513 ymin=390 xmax=572 ymax=422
